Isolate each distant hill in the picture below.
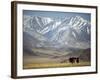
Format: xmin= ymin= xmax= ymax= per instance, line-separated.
xmin=79 ymin=48 xmax=91 ymax=61
xmin=66 ymin=48 xmax=91 ymax=61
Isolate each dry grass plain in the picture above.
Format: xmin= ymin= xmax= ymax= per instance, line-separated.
xmin=23 ymin=48 xmax=90 ymax=69
xmin=23 ymin=60 xmax=90 ymax=69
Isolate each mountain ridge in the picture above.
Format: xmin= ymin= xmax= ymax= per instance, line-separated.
xmin=23 ymin=15 xmax=91 ymax=49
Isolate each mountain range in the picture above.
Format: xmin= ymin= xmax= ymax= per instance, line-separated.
xmin=23 ymin=15 xmax=91 ymax=50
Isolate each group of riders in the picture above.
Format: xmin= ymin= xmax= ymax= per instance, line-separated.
xmin=61 ymin=57 xmax=80 ymax=64
xmin=69 ymin=57 xmax=80 ymax=64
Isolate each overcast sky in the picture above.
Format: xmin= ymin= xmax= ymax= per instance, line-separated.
xmin=23 ymin=10 xmax=91 ymax=22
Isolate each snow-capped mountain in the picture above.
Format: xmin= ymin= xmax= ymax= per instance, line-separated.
xmin=23 ymin=15 xmax=91 ymax=49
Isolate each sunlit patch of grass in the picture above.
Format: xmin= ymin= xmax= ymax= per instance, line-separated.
xmin=23 ymin=62 xmax=90 ymax=69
